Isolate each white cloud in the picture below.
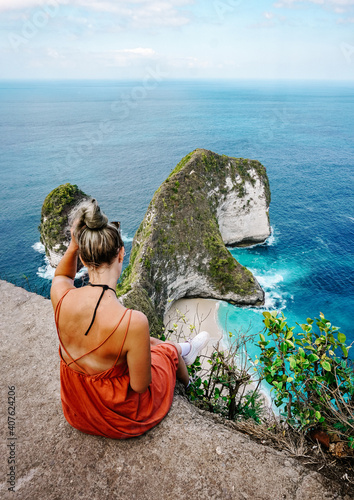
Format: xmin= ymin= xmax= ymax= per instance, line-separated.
xmin=119 ymin=48 xmax=156 ymax=56
xmin=46 ymin=47 xmax=65 ymax=58
xmin=264 ymin=11 xmax=275 ymax=19
xmin=0 ymin=0 xmax=194 ymax=27
xmin=274 ymin=0 xmax=354 ymax=12
xmin=92 ymin=47 xmax=158 ymax=67
xmin=0 ymin=0 xmax=66 ymax=11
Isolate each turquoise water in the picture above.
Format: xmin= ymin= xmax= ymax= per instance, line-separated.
xmin=0 ymin=79 xmax=353 ymax=354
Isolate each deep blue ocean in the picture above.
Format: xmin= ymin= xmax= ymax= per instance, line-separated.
xmin=1 ymin=79 xmax=353 ymax=356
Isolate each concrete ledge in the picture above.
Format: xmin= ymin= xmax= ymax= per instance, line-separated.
xmin=0 ymin=281 xmax=347 ymax=499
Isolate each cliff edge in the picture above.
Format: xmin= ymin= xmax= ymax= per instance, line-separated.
xmin=0 ymin=281 xmax=348 ymax=500
xmin=118 ymin=149 xmax=271 ymax=333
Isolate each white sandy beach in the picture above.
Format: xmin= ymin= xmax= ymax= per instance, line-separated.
xmin=164 ymin=297 xmax=273 ymax=410
xmin=164 ymin=298 xmax=225 ymax=361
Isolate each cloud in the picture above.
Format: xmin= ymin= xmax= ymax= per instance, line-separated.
xmin=337 ymin=14 xmax=354 ymax=19
xmin=92 ymin=47 xmax=158 ymax=67
xmin=264 ymin=11 xmax=275 ymax=19
xmin=119 ymin=48 xmax=156 ymax=56
xmin=0 ymin=0 xmax=194 ymax=27
xmin=273 ymin=0 xmax=354 ymax=12
xmin=0 ymin=0 xmax=65 ymax=11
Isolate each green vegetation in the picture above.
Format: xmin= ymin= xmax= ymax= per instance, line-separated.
xmin=168 ymin=150 xmax=194 ymax=178
xmin=187 ymin=348 xmax=263 ymax=422
xmin=39 ymin=183 xmax=87 ymax=251
xmin=166 ymin=311 xmax=263 ymax=423
xmin=116 ymin=148 xmax=269 ymax=326
xmin=257 ymin=312 xmax=354 ymax=448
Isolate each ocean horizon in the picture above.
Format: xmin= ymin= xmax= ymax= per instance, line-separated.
xmin=1 ymin=79 xmax=353 ymax=357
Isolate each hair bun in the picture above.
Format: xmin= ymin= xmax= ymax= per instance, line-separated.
xmin=69 ymin=198 xmax=108 ymax=236
xmin=84 ymin=199 xmax=108 ymax=230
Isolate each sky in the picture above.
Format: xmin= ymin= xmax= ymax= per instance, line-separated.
xmin=0 ymin=0 xmax=354 ymax=80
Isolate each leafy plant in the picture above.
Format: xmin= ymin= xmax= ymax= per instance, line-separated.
xmin=187 ymin=333 xmax=264 ymax=423
xmin=257 ymin=311 xmax=354 ymax=445
xmin=164 ymin=306 xmax=264 ymax=424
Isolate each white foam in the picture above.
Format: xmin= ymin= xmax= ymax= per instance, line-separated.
xmin=75 ymin=266 xmax=88 ymax=279
xmin=237 ymin=226 xmax=277 ymax=249
xmin=243 ymin=269 xmax=288 ymax=312
xmin=37 ymin=256 xmax=55 ymax=280
xmin=256 ymin=272 xmax=284 ymax=289
xmin=32 ymin=241 xmax=46 ymax=254
xmin=37 ymin=255 xmax=88 ymax=282
xmin=122 ymin=233 xmax=133 ymax=243
xmin=265 ymin=226 xmax=276 ymax=246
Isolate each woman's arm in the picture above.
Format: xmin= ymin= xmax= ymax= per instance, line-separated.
xmin=125 ymin=311 xmax=152 ymax=393
xmin=50 ymin=232 xmax=79 ymax=309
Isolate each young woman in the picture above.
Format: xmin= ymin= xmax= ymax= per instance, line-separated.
xmin=51 ymin=198 xmax=211 ymax=439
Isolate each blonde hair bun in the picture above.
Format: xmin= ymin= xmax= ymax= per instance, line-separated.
xmin=69 ymin=198 xmax=123 ymax=268
xmin=83 ymin=199 xmax=108 ymax=230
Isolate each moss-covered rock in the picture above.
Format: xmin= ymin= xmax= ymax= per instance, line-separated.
xmin=118 ymin=149 xmax=271 ymax=334
xmin=39 ymin=183 xmax=88 ymax=266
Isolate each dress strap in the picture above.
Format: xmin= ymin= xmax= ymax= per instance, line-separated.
xmin=71 ymin=308 xmax=130 ymax=364
xmin=54 ymin=289 xmax=73 ymax=328
xmin=55 ymin=289 xmax=87 ymax=374
xmin=83 ymin=283 xmax=117 ymax=336
xmin=55 ymin=286 xmax=131 ymax=374
xmin=113 ymin=309 xmax=133 ymax=365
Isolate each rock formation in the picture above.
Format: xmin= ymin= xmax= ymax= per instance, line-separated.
xmin=118 ymin=149 xmax=271 ymax=333
xmin=39 ymin=183 xmax=88 ymax=267
xmin=39 ymin=150 xmax=271 ymax=335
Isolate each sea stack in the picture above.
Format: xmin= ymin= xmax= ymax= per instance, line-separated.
xmin=118 ymin=149 xmax=271 ymax=334
xmin=39 ymin=183 xmax=88 ymax=267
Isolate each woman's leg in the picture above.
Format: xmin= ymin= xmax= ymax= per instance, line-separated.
xmin=150 ymin=337 xmax=190 ymax=386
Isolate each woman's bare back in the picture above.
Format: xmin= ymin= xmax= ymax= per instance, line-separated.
xmin=57 ymin=287 xmax=131 ymax=375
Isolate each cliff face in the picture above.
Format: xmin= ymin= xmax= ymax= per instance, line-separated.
xmin=217 ymin=169 xmax=271 ymax=246
xmin=39 ymin=183 xmax=88 ymax=267
xmin=118 ymin=149 xmax=271 ymax=333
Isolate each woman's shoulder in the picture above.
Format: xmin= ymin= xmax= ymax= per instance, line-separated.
xmin=128 ymin=309 xmax=149 ymax=331
xmin=50 ymin=276 xmax=75 ymax=310
xmin=124 ymin=309 xmax=150 ymax=347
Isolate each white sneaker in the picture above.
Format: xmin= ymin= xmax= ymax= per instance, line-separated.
xmin=182 ymin=331 xmax=211 ymax=365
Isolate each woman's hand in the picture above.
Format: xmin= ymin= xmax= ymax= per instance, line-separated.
xmin=50 ymin=219 xmax=80 ymax=306
xmin=69 ymin=220 xmax=80 ymax=251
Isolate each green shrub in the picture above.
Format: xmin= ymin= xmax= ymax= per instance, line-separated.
xmin=257 ymin=312 xmax=354 ymax=446
xmin=187 ymin=333 xmax=264 ymax=423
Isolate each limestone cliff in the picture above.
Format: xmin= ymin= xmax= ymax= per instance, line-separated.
xmin=39 ymin=183 xmax=88 ymax=267
xmin=118 ymin=149 xmax=271 ymax=334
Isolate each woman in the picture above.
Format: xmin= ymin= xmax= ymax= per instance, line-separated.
xmin=51 ymin=198 xmax=211 ymax=439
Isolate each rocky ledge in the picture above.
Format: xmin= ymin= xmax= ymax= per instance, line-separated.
xmin=0 ymin=280 xmax=349 ymax=500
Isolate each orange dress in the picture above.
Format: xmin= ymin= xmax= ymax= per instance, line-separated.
xmin=55 ymin=290 xmax=179 ymax=439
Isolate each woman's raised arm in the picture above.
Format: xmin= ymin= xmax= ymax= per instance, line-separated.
xmin=50 ymin=226 xmax=79 ymax=309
